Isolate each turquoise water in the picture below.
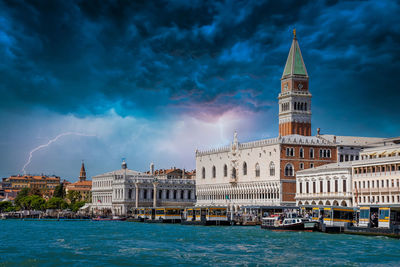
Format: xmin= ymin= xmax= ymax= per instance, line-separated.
xmin=0 ymin=220 xmax=400 ymax=266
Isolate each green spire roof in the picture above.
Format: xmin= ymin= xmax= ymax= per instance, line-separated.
xmin=282 ymin=33 xmax=308 ymax=78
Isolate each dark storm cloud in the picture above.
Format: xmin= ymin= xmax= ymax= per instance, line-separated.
xmin=0 ymin=0 xmax=399 ymax=128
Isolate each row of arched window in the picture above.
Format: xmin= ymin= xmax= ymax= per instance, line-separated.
xmin=294 ymin=102 xmax=308 ymax=111
xmin=202 ymin=162 xmax=276 ymax=179
xmin=281 ymin=102 xmax=308 ymax=112
xmin=281 ymin=102 xmax=290 ymax=111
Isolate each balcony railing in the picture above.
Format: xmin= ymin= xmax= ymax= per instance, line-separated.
xmin=354 ymin=171 xmax=400 ymax=178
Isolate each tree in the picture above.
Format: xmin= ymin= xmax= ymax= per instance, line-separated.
xmin=15 ymin=188 xmax=30 ymax=208
xmin=30 ymin=187 xmax=42 ymax=197
xmin=0 ymin=201 xmax=12 ymax=212
xmin=53 ymin=184 xmax=65 ymax=199
xmin=70 ymin=201 xmax=86 ymax=212
xmin=84 ymin=191 xmax=92 ymax=203
xmin=5 ymin=206 xmax=17 ymax=212
xmin=30 ymin=195 xmax=46 ymax=210
xmin=18 ymin=195 xmax=45 ymax=210
xmin=45 ymin=197 xmax=68 ymax=210
xmin=67 ymin=190 xmax=81 ymax=204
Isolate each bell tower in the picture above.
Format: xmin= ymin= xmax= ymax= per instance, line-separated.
xmin=79 ymin=161 xmax=86 ymax=182
xmin=278 ymin=29 xmax=312 ymax=136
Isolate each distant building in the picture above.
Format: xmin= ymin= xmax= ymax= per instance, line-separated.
xmin=91 ymin=161 xmax=196 ymax=216
xmin=2 ymin=175 xmax=60 ymax=190
xmin=65 ymin=162 xmax=92 ymax=201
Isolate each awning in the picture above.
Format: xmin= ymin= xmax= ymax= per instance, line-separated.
xmin=79 ymin=204 xmax=91 ymax=210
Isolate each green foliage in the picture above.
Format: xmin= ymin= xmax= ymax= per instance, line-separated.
xmin=30 ymin=195 xmax=46 ymax=210
xmin=18 ymin=195 xmax=46 ymax=210
xmin=67 ymin=190 xmax=81 ymax=204
xmin=45 ymin=197 xmax=68 ymax=210
xmin=0 ymin=201 xmax=12 ymax=212
xmin=15 ymin=188 xmax=30 ymax=208
xmin=30 ymin=187 xmax=42 ymax=196
xmin=53 ymin=184 xmax=65 ymax=199
xmin=70 ymin=201 xmax=86 ymax=212
xmin=85 ymin=191 xmax=92 ymax=203
xmin=5 ymin=206 xmax=17 ymax=212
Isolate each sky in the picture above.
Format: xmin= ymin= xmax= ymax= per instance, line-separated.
xmin=0 ymin=0 xmax=399 ymax=181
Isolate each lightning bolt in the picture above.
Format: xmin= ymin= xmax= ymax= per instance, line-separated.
xmin=22 ymin=132 xmax=96 ymax=174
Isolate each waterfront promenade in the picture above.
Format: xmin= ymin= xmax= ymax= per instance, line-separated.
xmin=1 ymin=220 xmax=400 ymax=266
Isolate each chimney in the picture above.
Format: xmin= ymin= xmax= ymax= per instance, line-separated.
xmin=182 ymin=168 xmax=185 ymax=179
xmin=150 ymin=162 xmax=154 ymax=175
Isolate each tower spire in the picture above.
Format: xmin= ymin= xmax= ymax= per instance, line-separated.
xmin=79 ymin=161 xmax=86 ymax=182
xmin=282 ymin=30 xmax=308 ymax=79
xmin=278 ymin=30 xmax=312 ymax=137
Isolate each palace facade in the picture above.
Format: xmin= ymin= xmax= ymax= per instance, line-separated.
xmin=196 ymin=134 xmax=337 ymax=208
xmin=91 ymin=161 xmax=196 ymax=215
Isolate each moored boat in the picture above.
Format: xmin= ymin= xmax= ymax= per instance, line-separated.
xmin=261 ymin=216 xmax=319 ymax=231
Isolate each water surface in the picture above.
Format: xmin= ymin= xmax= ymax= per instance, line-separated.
xmin=0 ymin=220 xmax=399 ymax=266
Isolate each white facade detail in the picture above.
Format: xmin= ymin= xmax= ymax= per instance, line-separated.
xmin=296 ymin=162 xmax=353 ymax=207
xmin=352 ymin=143 xmax=400 ymax=206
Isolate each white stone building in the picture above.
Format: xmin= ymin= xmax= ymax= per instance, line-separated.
xmin=196 ymin=133 xmax=337 ymax=209
xmin=352 ymin=142 xmax=400 ymax=206
xmin=91 ymin=161 xmax=196 ymax=215
xmin=295 ymin=162 xmax=353 ymax=207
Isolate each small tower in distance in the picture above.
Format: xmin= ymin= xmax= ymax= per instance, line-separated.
xmin=278 ymin=29 xmax=312 ymax=136
xmin=79 ymin=161 xmax=86 ymax=182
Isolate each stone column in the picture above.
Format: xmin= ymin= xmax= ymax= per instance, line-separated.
xmin=184 ymin=189 xmax=188 ymax=200
xmin=162 ymin=189 xmax=167 ymax=200
xmin=153 ymin=182 xmax=158 ymax=207
xmin=177 ymin=189 xmax=182 ymax=201
xmin=135 ymin=183 xmax=139 ymax=208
